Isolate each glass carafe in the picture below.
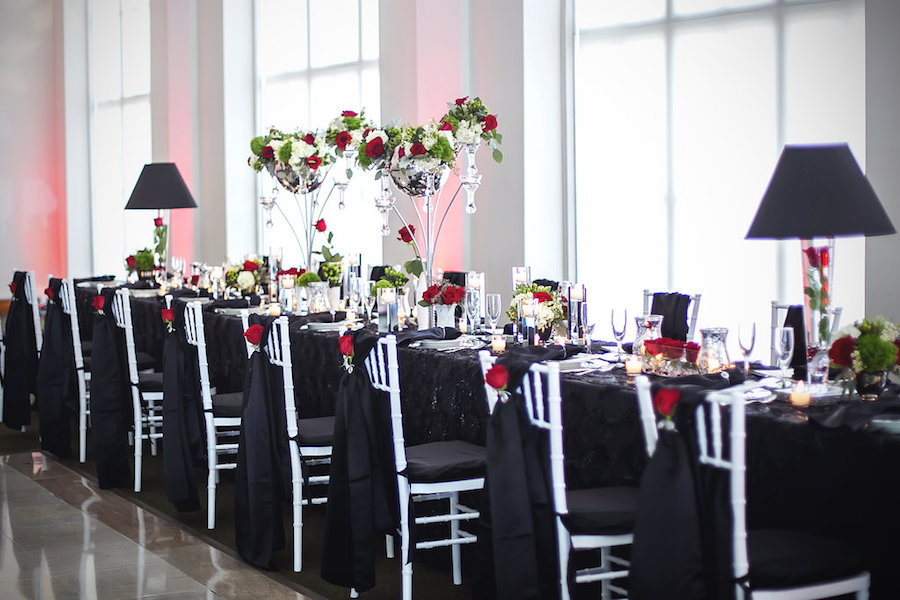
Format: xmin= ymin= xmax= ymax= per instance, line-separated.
xmin=697 ymin=327 xmax=730 ymax=374
xmin=634 ymin=314 xmax=664 ymax=357
xmin=307 ymin=281 xmax=330 ymax=314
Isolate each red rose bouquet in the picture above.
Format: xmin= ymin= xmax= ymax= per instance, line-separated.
xmin=439 ymin=96 xmax=503 ymax=163
xmin=418 ymin=282 xmax=465 ymax=307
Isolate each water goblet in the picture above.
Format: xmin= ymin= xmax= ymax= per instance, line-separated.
xmin=611 ymin=309 xmax=627 ymax=361
xmin=583 ymin=322 xmax=597 ymax=354
xmin=365 ymin=281 xmax=377 ymax=321
xmin=465 ymin=289 xmax=480 ymax=333
xmin=738 ymin=322 xmax=756 ymax=378
xmin=774 ymin=326 xmax=795 ymax=388
xmin=486 ymin=293 xmax=502 ymax=334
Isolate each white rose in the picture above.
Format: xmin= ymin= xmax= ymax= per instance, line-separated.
xmin=329 ymin=117 xmax=345 ymax=131
xmin=350 ymin=129 xmax=364 ymax=147
xmin=236 ymin=271 xmax=256 ymax=292
xmin=292 ymin=141 xmax=314 ymax=160
xmin=269 ymin=139 xmax=284 ymax=153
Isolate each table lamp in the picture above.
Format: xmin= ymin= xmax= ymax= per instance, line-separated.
xmin=125 ymin=163 xmax=197 ymax=272
xmin=746 ymin=143 xmax=894 ymax=386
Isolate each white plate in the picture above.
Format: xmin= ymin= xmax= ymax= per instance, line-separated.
xmin=77 ymin=280 xmax=125 ymax=289
xmin=130 ymin=289 xmax=161 ymax=298
xmin=871 ymin=418 xmax=900 ymax=435
xmin=307 ymin=321 xmax=350 ymax=332
xmin=418 ymin=338 xmax=466 ymax=350
xmin=214 ymin=307 xmax=261 ymax=316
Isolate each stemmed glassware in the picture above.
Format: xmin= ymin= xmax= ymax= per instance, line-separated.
xmin=348 ymin=275 xmax=362 ymax=317
xmin=583 ymin=322 xmax=596 ymax=354
xmin=170 ymin=256 xmax=185 ymax=286
xmin=774 ymin=326 xmax=795 ymax=388
xmin=611 ymin=309 xmax=627 ymax=361
xmin=365 ymin=280 xmax=377 ymax=322
xmin=465 ymin=289 xmax=480 ymax=333
xmin=486 ymin=293 xmax=501 ymax=334
xmin=738 ymin=323 xmax=756 ymax=378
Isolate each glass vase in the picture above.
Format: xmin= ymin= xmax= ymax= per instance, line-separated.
xmin=697 ymin=327 xmax=730 ymax=374
xmin=634 ymin=314 xmax=664 ymax=357
xmin=801 ymin=238 xmax=835 ymax=386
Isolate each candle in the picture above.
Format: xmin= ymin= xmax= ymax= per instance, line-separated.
xmin=707 ymin=357 xmax=721 ymax=373
xmin=521 ymin=299 xmax=536 ymax=318
xmin=268 ymin=303 xmax=282 ymax=316
xmin=346 ymin=310 xmax=357 ymax=322
xmin=625 ymin=355 xmax=643 ymax=375
xmin=554 ymin=335 xmax=568 ymax=346
xmin=381 ymin=288 xmax=396 ymax=304
xmin=790 ymin=381 xmax=811 ymax=407
xmin=467 ymin=272 xmax=482 ymax=289
xmin=569 ymin=284 xmax=584 ymax=302
xmin=491 ymin=335 xmax=506 ymax=353
xmin=458 ymin=319 xmax=468 ymax=334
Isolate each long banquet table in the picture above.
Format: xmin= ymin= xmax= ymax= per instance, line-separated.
xmin=75 ymin=287 xmax=900 ymax=598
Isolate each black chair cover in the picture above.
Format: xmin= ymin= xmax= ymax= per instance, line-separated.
xmin=650 ymin=292 xmax=692 ymax=342
xmin=36 ymin=278 xmax=77 ymax=457
xmin=3 ymin=271 xmax=39 ymax=428
xmin=321 ymin=328 xmax=399 ymax=592
xmin=161 ymin=299 xmax=205 ymax=512
xmin=532 ymin=278 xmax=559 ymax=292
xmin=89 ymin=287 xmax=133 ymax=488
xmin=235 ymin=315 xmax=290 ymax=569
xmin=369 ymin=265 xmax=389 ymax=282
xmin=442 ymin=271 xmax=467 ymax=287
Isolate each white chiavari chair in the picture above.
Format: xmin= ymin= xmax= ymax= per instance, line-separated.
xmin=642 ymin=289 xmax=702 ymax=342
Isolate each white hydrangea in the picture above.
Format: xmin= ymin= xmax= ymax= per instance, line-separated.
xmin=236 ymin=271 xmax=256 ymax=292
xmin=291 ymin=139 xmax=314 ymax=160
xmin=350 ymin=128 xmax=364 ymax=148
xmin=329 ymin=117 xmax=346 ymax=131
xmin=455 ymin=120 xmax=477 ymax=144
xmin=417 ymin=156 xmax=441 ymax=172
xmin=269 ymin=139 xmax=284 ymax=154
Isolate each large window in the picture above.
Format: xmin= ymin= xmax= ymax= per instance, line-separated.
xmin=573 ymin=0 xmax=864 ymax=359
xmin=89 ymin=0 xmax=152 ymax=276
xmin=255 ymin=0 xmax=382 ymax=270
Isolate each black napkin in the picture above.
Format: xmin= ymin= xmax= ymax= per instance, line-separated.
xmin=811 ymin=396 xmax=900 ymax=432
xmin=73 ymin=274 xmax=116 ymax=285
xmin=496 ymin=345 xmax=569 ymax=394
xmin=206 ymin=297 xmax=261 ymax=309
xmin=396 ymin=327 xmax=462 ymax=345
xmin=305 ymin=311 xmax=347 ymax=323
xmin=649 ymin=292 xmax=692 ymax=342
xmin=652 ymin=368 xmax=745 ymax=390
xmin=125 ymin=280 xmax=155 ymax=289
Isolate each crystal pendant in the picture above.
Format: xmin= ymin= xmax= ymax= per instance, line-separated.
xmin=461 ymin=142 xmax=481 ymax=214
xmin=374 ymin=172 xmax=395 ymax=236
xmin=259 ymin=195 xmax=276 ymax=229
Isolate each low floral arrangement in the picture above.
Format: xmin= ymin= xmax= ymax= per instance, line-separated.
xmin=226 ymin=259 xmax=264 ymax=293
xmin=325 ymin=109 xmax=372 ymax=163
xmin=419 ymin=281 xmax=465 ymax=307
xmin=829 ymin=316 xmax=900 ymax=374
xmin=641 ymin=337 xmax=701 ymax=377
xmin=248 ymin=128 xmax=335 ymax=192
xmin=315 ymin=230 xmax=344 ymax=288
xmin=125 ymin=249 xmax=156 ymax=274
xmin=440 ymin=96 xmax=502 ymax=162
xmin=389 ymin=122 xmax=457 ymax=175
xmin=505 ymin=283 xmax=565 ymax=332
xmin=297 ymin=271 xmax=322 ymax=287
xmin=377 ymin=266 xmax=409 ymax=290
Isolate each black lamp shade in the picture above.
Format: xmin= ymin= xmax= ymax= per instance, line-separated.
xmin=746 ymin=144 xmax=894 ymax=239
xmin=125 ymin=163 xmax=197 ymax=210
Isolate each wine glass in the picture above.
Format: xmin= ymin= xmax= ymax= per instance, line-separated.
xmin=611 ymin=309 xmax=627 ymax=361
xmin=738 ymin=322 xmax=756 ymax=378
xmin=583 ymin=322 xmax=597 ymax=354
xmin=486 ymin=293 xmax=502 ymax=334
xmin=170 ymin=256 xmax=185 ymax=286
xmin=774 ymin=326 xmax=795 ymax=388
xmin=348 ymin=274 xmax=362 ymax=316
xmin=365 ymin=281 xmax=377 ymax=321
xmin=465 ymin=289 xmax=480 ymax=334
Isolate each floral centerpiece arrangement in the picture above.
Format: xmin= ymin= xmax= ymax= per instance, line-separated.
xmin=125 ymin=249 xmax=156 ymax=276
xmin=641 ymin=337 xmax=701 ymax=377
xmin=225 ymin=259 xmax=264 ymax=294
xmin=297 ymin=271 xmax=322 ymax=287
xmin=506 ymin=283 xmax=565 ymax=336
xmin=356 ymin=125 xmax=402 ymax=173
xmin=325 ymin=109 xmax=372 ymax=162
xmin=440 ymin=96 xmax=502 ymax=163
xmin=420 ymin=281 xmax=466 ymax=328
xmin=248 ymin=128 xmax=334 ymax=193
xmin=829 ymin=316 xmax=900 ymax=398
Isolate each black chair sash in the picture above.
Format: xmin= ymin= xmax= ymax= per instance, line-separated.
xmin=36 ymin=278 xmax=77 ymax=458
xmin=3 ymin=270 xmax=38 ymax=428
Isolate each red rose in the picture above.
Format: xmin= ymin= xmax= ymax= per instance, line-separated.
xmin=398 ymin=146 xmax=405 ymax=159
xmin=410 ymin=142 xmax=427 ymax=156
xmin=439 ymin=121 xmax=453 ymax=131
xmin=191 ymin=274 xmax=200 ymax=286
xmin=455 ymin=96 xmax=468 ymax=107
xmin=299 ymin=268 xmax=306 ymax=275
xmin=161 ymin=308 xmax=175 ymax=323
xmin=485 ymin=364 xmax=509 ymax=391
xmin=302 ymin=133 xmax=315 ymax=145
xmin=828 ymin=336 xmax=856 ymax=367
xmin=423 ymin=284 xmax=440 ymax=304
xmin=242 ymin=260 xmax=259 ymax=272
xmin=243 ymin=324 xmax=264 ymax=347
xmin=315 ymin=219 xmax=326 ymax=232
xmin=398 ymin=225 xmax=415 ymax=243
xmin=338 ymin=334 xmax=354 ymax=358
xmin=643 ymin=339 xmax=659 ymax=356
xmin=342 ymin=110 xmax=357 ymax=117
xmin=306 ymin=155 xmax=322 ymax=170
xmin=8 ymin=281 xmax=15 ymax=295
xmin=336 ymin=131 xmax=352 ymax=150
xmin=663 ymin=339 xmax=683 ymax=360
xmin=441 ymin=287 xmax=457 ymax=305
xmin=261 ymin=145 xmax=275 ymax=159
xmin=482 ymin=114 xmax=498 ymax=131
xmin=92 ymin=296 xmax=104 ymax=312
xmin=126 ymin=255 xmax=136 ymax=267
xmin=45 ymin=286 xmax=54 ymax=300
xmin=803 ymin=247 xmax=821 ymax=269
xmin=533 ymin=291 xmax=552 ymax=303
xmin=685 ymin=342 xmax=700 ymax=363
xmin=653 ymin=388 xmax=680 ymax=418
xmin=365 ymin=137 xmax=384 ymax=158
xmin=362 ymin=128 xmax=370 ymax=138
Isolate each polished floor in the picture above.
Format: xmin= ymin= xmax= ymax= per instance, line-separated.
xmin=0 ymin=452 xmax=316 ymax=600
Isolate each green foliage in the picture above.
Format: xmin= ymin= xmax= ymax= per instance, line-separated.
xmin=320 ymin=262 xmax=343 ymax=287
xmin=371 ymin=279 xmax=393 ymax=295
xmin=379 ymin=266 xmax=408 ymax=289
xmin=250 ymin=136 xmax=264 ymax=155
xmin=856 ymin=333 xmax=898 ymax=371
xmin=297 ymin=271 xmax=321 ymax=287
xmin=134 ymin=249 xmax=155 ymax=272
xmin=277 ymin=141 xmax=293 ymax=163
xmin=404 ymin=258 xmax=423 ymax=278
xmin=315 ymin=231 xmax=343 ymax=264
xmin=153 ymin=224 xmax=167 ymax=264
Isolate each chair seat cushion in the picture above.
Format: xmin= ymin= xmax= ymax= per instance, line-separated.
xmin=748 ymin=528 xmax=866 ymax=590
xmin=211 ymin=391 xmax=244 ymax=418
xmin=560 ymin=486 xmax=638 ymax=536
xmin=297 ymin=416 xmax=335 ymax=447
xmin=404 ymin=440 xmax=486 ymax=483
xmin=137 ymin=371 xmax=164 ymax=393
xmin=135 ymin=351 xmax=158 ymax=372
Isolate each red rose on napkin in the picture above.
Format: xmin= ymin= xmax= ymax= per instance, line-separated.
xmin=154 ymin=217 xmax=164 ymax=227
xmin=242 ymin=260 xmax=259 ymax=272
xmin=410 ymin=142 xmax=427 ymax=156
xmin=828 ymin=336 xmax=856 ymax=367
xmin=455 ymin=96 xmax=468 ymax=107
xmin=485 ymin=364 xmax=509 ymax=391
xmin=302 ymin=133 xmax=315 ymax=145
xmin=315 ymin=219 xmax=327 ymax=232
xmin=92 ymin=296 xmax=104 ymax=312
xmin=338 ymin=334 xmax=354 ymax=358
xmin=439 ymin=121 xmax=453 ymax=131
xmin=261 ymin=145 xmax=275 ymax=159
xmin=482 ymin=114 xmax=498 ymax=131
xmin=398 ymin=225 xmax=415 ymax=244
xmin=365 ymin=137 xmax=384 ymax=158
xmin=342 ymin=110 xmax=357 ymax=117
xmin=306 ymin=155 xmax=322 ymax=170
xmin=45 ymin=286 xmax=54 ymax=300
xmin=161 ymin=308 xmax=175 ymax=324
xmin=653 ymin=388 xmax=680 ymax=419
xmin=243 ymin=324 xmax=264 ymax=347
xmin=9 ymin=282 xmax=16 ymax=295
xmin=336 ymin=131 xmax=352 ymax=150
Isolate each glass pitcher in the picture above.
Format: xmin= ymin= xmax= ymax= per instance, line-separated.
xmin=697 ymin=327 xmax=730 ymax=374
xmin=634 ymin=314 xmax=664 ymax=356
xmin=307 ymin=281 xmax=330 ymax=314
